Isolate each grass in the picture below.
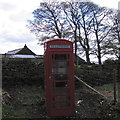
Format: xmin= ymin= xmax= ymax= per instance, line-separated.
xmin=0 ymin=107 xmax=2 ymax=119
xmin=2 ymin=85 xmax=45 ymax=118
xmin=95 ymin=83 xmax=120 ymax=91
xmin=2 ymin=106 xmax=15 ymax=118
xmin=94 ymin=83 xmax=120 ymax=101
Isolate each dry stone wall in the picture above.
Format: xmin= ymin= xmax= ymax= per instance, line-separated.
xmin=2 ymin=58 xmax=44 ymax=88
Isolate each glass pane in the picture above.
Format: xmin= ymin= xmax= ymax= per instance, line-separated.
xmin=54 ymin=102 xmax=70 ymax=108
xmin=54 ymin=74 xmax=68 ymax=80
xmin=53 ymin=88 xmax=69 ymax=93
xmin=52 ymin=68 xmax=67 ymax=74
xmin=55 ymin=61 xmax=68 ymax=67
xmin=52 ymin=54 xmax=69 ymax=60
xmin=57 ymin=68 xmax=66 ymax=74
xmin=56 ymin=81 xmax=68 ymax=87
xmin=54 ymin=95 xmax=70 ymax=102
xmin=52 ymin=61 xmax=69 ymax=74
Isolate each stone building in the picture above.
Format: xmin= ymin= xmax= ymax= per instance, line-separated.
xmin=3 ymin=44 xmax=43 ymax=59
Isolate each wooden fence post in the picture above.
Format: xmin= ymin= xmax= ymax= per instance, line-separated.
xmin=113 ymin=69 xmax=117 ymax=104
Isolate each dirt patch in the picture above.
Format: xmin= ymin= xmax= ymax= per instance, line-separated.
xmin=75 ymin=88 xmax=120 ymax=118
xmin=94 ymin=83 xmax=120 ymax=102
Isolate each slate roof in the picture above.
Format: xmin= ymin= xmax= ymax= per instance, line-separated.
xmin=9 ymin=54 xmax=43 ymax=58
xmin=6 ymin=44 xmax=36 ymax=55
xmin=6 ymin=48 xmax=22 ymax=55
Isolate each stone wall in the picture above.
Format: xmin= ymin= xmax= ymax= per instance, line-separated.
xmin=2 ymin=58 xmax=44 ymax=88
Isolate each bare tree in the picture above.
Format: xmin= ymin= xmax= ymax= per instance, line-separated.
xmin=107 ymin=10 xmax=120 ymax=60
xmin=62 ymin=2 xmax=95 ymax=63
xmin=91 ymin=7 xmax=112 ymax=64
xmin=27 ymin=1 xmax=116 ymax=64
xmin=62 ymin=2 xmax=80 ymax=63
xmin=28 ymin=2 xmax=66 ymax=45
xmin=77 ymin=2 xmax=95 ymax=63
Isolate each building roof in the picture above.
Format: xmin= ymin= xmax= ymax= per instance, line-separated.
xmin=6 ymin=44 xmax=36 ymax=55
xmin=6 ymin=48 xmax=22 ymax=55
xmin=74 ymin=54 xmax=86 ymax=64
xmin=9 ymin=54 xmax=43 ymax=58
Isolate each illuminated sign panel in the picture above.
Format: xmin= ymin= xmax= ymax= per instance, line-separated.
xmin=50 ymin=45 xmax=70 ymax=48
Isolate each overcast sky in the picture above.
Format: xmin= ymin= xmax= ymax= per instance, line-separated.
xmin=0 ymin=0 xmax=119 ymax=56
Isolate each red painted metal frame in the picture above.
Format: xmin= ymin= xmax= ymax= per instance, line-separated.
xmin=44 ymin=39 xmax=75 ymax=117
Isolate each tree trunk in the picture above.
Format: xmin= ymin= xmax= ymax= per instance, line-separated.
xmin=85 ymin=31 xmax=90 ymax=64
xmin=85 ymin=48 xmax=90 ymax=64
xmin=74 ymin=28 xmax=78 ymax=65
xmin=95 ymin=30 xmax=102 ymax=64
xmin=97 ymin=43 xmax=102 ymax=64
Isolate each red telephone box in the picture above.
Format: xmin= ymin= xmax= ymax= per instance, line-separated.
xmin=44 ymin=39 xmax=75 ymax=117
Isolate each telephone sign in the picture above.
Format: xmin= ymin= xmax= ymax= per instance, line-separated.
xmin=50 ymin=45 xmax=70 ymax=48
